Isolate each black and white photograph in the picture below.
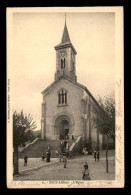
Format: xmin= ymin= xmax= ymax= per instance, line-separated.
xmin=6 ymin=7 xmax=124 ymax=188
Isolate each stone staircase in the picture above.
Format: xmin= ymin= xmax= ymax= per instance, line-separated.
xmin=19 ymin=138 xmax=74 ymax=158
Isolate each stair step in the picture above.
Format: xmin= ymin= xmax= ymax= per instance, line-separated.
xmin=19 ymin=139 xmax=75 ymax=158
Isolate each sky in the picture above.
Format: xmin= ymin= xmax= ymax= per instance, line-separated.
xmin=11 ymin=11 xmax=115 ymax=130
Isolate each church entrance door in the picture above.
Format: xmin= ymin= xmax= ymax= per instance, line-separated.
xmin=53 ymin=114 xmax=74 ymax=140
xmin=60 ymin=120 xmax=69 ymax=140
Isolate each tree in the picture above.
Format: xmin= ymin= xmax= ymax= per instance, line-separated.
xmin=13 ymin=110 xmax=37 ymax=175
xmin=92 ymin=94 xmax=115 ymax=173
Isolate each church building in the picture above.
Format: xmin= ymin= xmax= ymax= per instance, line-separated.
xmin=41 ymin=21 xmax=104 ymax=150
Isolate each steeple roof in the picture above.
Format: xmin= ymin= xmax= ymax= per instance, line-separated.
xmin=61 ymin=22 xmax=71 ymax=43
xmin=54 ymin=22 xmax=77 ymax=54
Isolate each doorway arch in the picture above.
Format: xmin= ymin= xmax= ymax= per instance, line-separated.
xmin=53 ymin=113 xmax=74 ymax=140
xmin=59 ymin=120 xmax=69 ymax=140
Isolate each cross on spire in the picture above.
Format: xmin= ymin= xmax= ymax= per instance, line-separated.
xmin=65 ymin=13 xmax=66 ymax=24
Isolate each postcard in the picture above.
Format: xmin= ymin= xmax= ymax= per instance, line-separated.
xmin=7 ymin=7 xmax=124 ymax=188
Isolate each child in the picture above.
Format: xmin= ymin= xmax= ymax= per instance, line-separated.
xmin=42 ymin=153 xmax=45 ymax=161
xmin=82 ymin=162 xmax=90 ymax=180
xmin=24 ymin=154 xmax=28 ymax=166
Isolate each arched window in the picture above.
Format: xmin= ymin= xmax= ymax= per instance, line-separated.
xmin=58 ymin=89 xmax=68 ymax=104
xmin=58 ymin=93 xmax=61 ymax=104
xmin=61 ymin=58 xmax=66 ymax=69
xmin=61 ymin=59 xmax=63 ymax=69
xmin=72 ymin=61 xmax=74 ymax=71
xmin=64 ymin=58 xmax=66 ymax=68
xmin=65 ymin=91 xmax=67 ymax=104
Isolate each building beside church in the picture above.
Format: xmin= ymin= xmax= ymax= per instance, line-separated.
xmin=41 ymin=21 xmax=104 ymax=150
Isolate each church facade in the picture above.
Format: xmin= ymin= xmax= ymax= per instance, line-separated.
xmin=41 ymin=22 xmax=104 ymax=150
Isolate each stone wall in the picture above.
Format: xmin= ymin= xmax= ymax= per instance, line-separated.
xmin=42 ymin=78 xmax=84 ymax=140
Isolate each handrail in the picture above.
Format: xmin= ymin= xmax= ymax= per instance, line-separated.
xmin=20 ymin=138 xmax=40 ymax=152
xmin=25 ymin=138 xmax=39 ymax=148
xmin=69 ymin=136 xmax=81 ymax=152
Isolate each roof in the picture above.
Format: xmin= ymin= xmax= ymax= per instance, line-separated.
xmin=61 ymin=22 xmax=71 ymax=43
xmin=54 ymin=23 xmax=77 ymax=55
xmin=41 ymin=75 xmax=103 ymax=111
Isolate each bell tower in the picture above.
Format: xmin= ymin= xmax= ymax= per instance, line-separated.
xmin=54 ymin=20 xmax=77 ymax=82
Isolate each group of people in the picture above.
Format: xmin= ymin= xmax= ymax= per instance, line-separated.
xmin=81 ymin=151 xmax=100 ymax=180
xmin=63 ymin=134 xmax=74 ymax=141
xmin=59 ymin=140 xmax=71 ymax=168
xmin=82 ymin=147 xmax=88 ymax=156
xmin=60 ymin=140 xmax=70 ymax=157
xmin=23 ymin=144 xmax=100 ymax=180
xmin=82 ymin=147 xmax=100 ymax=161
xmin=42 ymin=145 xmax=51 ymax=162
xmin=41 ymin=141 xmax=70 ymax=168
xmin=23 ymin=145 xmax=51 ymax=167
xmin=80 ymin=149 xmax=100 ymax=180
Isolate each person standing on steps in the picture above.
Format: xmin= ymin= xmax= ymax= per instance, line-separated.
xmin=71 ymin=134 xmax=74 ymax=140
xmin=63 ymin=140 xmax=67 ymax=150
xmin=66 ymin=141 xmax=70 ymax=159
xmin=60 ymin=141 xmax=64 ymax=153
xmin=66 ymin=133 xmax=69 ymax=140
